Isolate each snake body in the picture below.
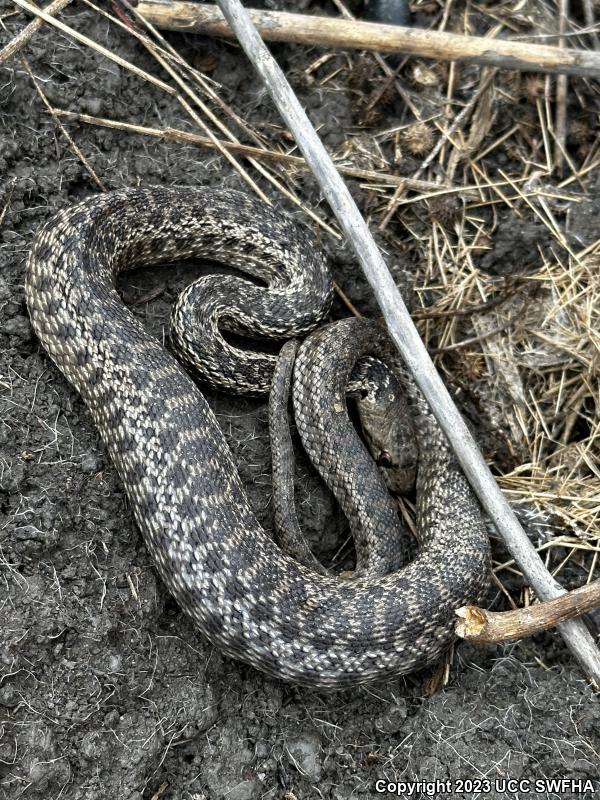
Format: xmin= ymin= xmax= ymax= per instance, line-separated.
xmin=26 ymin=187 xmax=490 ymax=687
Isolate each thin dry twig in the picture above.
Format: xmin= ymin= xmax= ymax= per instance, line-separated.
xmin=110 ymin=0 xmax=341 ymax=235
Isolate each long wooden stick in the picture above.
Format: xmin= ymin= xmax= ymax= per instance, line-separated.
xmin=456 ymin=580 xmax=600 ymax=644
xmin=213 ymin=0 xmax=600 ymax=687
xmin=139 ymin=1 xmax=600 ymax=78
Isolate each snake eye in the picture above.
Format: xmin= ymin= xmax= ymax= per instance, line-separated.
xmin=377 ymin=450 xmax=394 ymax=469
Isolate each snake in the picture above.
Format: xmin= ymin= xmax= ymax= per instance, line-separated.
xmin=25 ymin=186 xmax=491 ymax=688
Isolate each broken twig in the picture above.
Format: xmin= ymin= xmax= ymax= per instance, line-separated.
xmin=456 ymin=580 xmax=600 ymax=644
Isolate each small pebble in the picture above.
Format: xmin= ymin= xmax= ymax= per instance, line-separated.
xmin=287 ymin=733 xmax=322 ymax=780
xmin=81 ymin=452 xmax=101 ymax=473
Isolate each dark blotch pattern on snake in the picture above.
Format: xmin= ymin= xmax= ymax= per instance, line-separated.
xmin=26 ymin=187 xmax=491 ymax=687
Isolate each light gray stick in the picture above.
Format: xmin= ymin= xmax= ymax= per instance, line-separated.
xmin=215 ymin=0 xmax=600 ymax=686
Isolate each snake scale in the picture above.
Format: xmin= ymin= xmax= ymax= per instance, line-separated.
xmin=26 ymin=187 xmax=490 ymax=688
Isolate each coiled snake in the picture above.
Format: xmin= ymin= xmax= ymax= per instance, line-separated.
xmin=26 ymin=187 xmax=490 ymax=687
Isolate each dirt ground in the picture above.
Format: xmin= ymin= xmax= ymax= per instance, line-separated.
xmin=1 ymin=1 xmax=599 ymax=798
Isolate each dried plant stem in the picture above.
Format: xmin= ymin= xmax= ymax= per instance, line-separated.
xmin=139 ymin=1 xmax=600 ymax=78
xmin=51 ymin=108 xmax=453 ymax=192
xmin=0 ymin=0 xmax=73 ymax=64
xmin=213 ymin=0 xmax=600 ymax=688
xmin=10 ymin=0 xmax=335 ymax=233
xmin=456 ymin=580 xmax=600 ymax=644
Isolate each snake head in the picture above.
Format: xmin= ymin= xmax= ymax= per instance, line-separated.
xmin=351 ymin=357 xmax=418 ymax=495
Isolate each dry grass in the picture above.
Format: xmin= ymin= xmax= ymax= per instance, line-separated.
xmin=3 ymin=0 xmax=599 ymax=613
xmin=416 ymin=232 xmax=600 ymax=576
